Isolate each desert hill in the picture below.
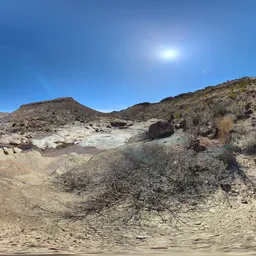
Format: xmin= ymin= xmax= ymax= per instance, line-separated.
xmin=7 ymin=97 xmax=108 ymax=132
xmin=114 ymin=77 xmax=256 ymax=122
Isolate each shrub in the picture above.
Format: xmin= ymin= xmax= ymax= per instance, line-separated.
xmin=174 ymin=112 xmax=182 ymax=119
xmin=232 ymin=128 xmax=256 ymax=154
xmin=216 ymin=117 xmax=234 ymax=143
xmin=58 ymin=143 xmax=233 ymax=222
xmin=228 ymin=91 xmax=237 ymax=100
xmin=242 ymin=132 xmax=256 ymax=154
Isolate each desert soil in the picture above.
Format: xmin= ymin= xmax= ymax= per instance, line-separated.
xmin=0 ymin=122 xmax=255 ymax=255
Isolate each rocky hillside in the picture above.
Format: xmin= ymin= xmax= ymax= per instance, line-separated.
xmin=114 ymin=77 xmax=256 ymax=122
xmin=8 ymin=97 xmax=108 ymax=132
xmin=4 ymin=77 xmax=256 ymax=134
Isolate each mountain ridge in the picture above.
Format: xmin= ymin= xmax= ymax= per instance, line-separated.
xmin=2 ymin=76 xmax=256 ymax=132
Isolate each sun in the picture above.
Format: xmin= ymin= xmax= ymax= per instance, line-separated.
xmin=159 ymin=49 xmax=178 ymax=61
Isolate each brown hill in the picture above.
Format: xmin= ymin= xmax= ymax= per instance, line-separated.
xmin=114 ymin=77 xmax=256 ymax=122
xmin=8 ymin=97 xmax=108 ymax=132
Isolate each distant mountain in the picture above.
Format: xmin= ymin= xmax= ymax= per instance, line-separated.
xmin=8 ymin=97 xmax=108 ymax=132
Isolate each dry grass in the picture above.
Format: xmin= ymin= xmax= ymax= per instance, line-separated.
xmin=216 ymin=117 xmax=234 ymax=143
xmin=57 ymin=143 xmax=234 ymax=223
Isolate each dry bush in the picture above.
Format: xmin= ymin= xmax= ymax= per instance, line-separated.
xmin=184 ymin=99 xmax=242 ymax=136
xmin=216 ymin=117 xmax=234 ymax=143
xmin=212 ymin=99 xmax=243 ymax=119
xmin=231 ymin=128 xmax=256 ymax=154
xmin=58 ymin=143 xmax=234 ymax=222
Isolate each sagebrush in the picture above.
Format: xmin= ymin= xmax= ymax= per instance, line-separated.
xmin=58 ymin=143 xmax=234 ymax=222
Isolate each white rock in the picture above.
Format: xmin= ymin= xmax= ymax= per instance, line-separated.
xmin=13 ymin=147 xmax=22 ymax=154
xmin=0 ymin=149 xmax=5 ymax=156
xmin=3 ymin=147 xmax=13 ymax=155
xmin=21 ymin=138 xmax=28 ymax=144
xmin=0 ymin=138 xmax=10 ymax=144
xmin=32 ymin=134 xmax=66 ymax=149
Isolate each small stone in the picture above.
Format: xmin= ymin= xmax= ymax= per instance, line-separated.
xmin=13 ymin=147 xmax=22 ymax=154
xmin=209 ymin=208 xmax=216 ymax=213
xmin=3 ymin=147 xmax=13 ymax=155
xmin=136 ymin=235 xmax=148 ymax=240
xmin=151 ymin=246 xmax=168 ymax=250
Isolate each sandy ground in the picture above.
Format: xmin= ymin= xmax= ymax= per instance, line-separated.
xmin=0 ymin=122 xmax=255 ymax=255
xmin=0 ymin=149 xmax=255 ymax=255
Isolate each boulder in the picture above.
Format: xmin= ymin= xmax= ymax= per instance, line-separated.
xmin=9 ymin=138 xmax=22 ymax=145
xmin=110 ymin=121 xmax=127 ymax=127
xmin=199 ymin=126 xmax=217 ymax=139
xmin=148 ymin=121 xmax=174 ymax=139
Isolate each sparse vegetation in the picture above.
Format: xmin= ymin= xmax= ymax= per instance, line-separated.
xmin=231 ymin=123 xmax=256 ymax=154
xmin=216 ymin=117 xmax=234 ymax=143
xmin=228 ymin=91 xmax=237 ymax=100
xmin=58 ymin=143 xmax=234 ymax=223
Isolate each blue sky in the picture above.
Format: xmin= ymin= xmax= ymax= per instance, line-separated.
xmin=0 ymin=0 xmax=256 ymax=112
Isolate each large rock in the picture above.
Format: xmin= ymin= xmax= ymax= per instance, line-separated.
xmin=9 ymin=139 xmax=22 ymax=145
xmin=148 ymin=121 xmax=174 ymax=139
xmin=110 ymin=121 xmax=127 ymax=127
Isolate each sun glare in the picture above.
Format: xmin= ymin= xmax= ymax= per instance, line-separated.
xmin=159 ymin=48 xmax=179 ymax=61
